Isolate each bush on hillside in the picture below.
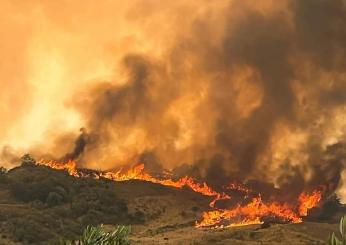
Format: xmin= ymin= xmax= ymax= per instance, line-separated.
xmin=0 ymin=166 xmax=7 ymax=175
xmin=12 ymin=217 xmax=55 ymax=243
xmin=0 ymin=166 xmax=8 ymax=183
xmin=46 ymin=192 xmax=64 ymax=207
xmin=3 ymin=165 xmax=132 ymax=244
xmin=9 ymin=177 xmax=70 ymax=204
xmin=20 ymin=154 xmax=36 ymax=166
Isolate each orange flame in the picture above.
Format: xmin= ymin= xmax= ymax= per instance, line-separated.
xmin=37 ymin=160 xmax=228 ymax=207
xmin=196 ymin=190 xmax=323 ymax=228
xmin=36 ymin=160 xmax=322 ymax=228
xmin=196 ymin=196 xmax=302 ymax=228
xmin=38 ymin=160 xmax=79 ymax=176
xmin=298 ymin=191 xmax=322 ymax=216
xmin=99 ymin=163 xmax=228 ymax=201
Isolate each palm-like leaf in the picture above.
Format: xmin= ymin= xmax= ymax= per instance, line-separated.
xmin=329 ymin=215 xmax=346 ymax=245
xmin=60 ymin=225 xmax=130 ymax=245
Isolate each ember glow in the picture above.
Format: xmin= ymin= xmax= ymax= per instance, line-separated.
xmin=225 ymin=182 xmax=252 ymax=194
xmin=36 ymin=160 xmax=322 ymax=228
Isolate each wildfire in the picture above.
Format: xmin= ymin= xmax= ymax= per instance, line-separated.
xmin=298 ymin=191 xmax=322 ymax=216
xmin=38 ymin=160 xmax=79 ymax=177
xmin=196 ymin=196 xmax=301 ymax=228
xmin=37 ymin=160 xmax=229 ymax=207
xmin=36 ymin=160 xmax=322 ymax=229
xmin=197 ymin=191 xmax=323 ymax=228
xmin=99 ymin=163 xmax=232 ymax=206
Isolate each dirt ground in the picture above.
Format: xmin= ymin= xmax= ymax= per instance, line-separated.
xmin=129 ymin=222 xmax=337 ymax=244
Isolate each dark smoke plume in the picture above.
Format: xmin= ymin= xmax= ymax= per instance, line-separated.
xmin=27 ymin=0 xmax=346 ymax=199
xmin=61 ymin=128 xmax=89 ymax=161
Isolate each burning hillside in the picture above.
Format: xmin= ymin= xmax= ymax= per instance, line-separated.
xmin=1 ymin=0 xmax=345 ymax=204
xmin=0 ymin=1 xmax=346 ymax=243
xmin=36 ymin=159 xmax=322 ymax=228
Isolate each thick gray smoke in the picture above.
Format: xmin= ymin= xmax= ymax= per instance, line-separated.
xmin=2 ymin=0 xmax=345 ymax=199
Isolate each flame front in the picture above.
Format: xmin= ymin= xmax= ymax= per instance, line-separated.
xmin=196 ymin=196 xmax=300 ymax=228
xmin=298 ymin=191 xmax=322 ymax=216
xmin=100 ymin=163 xmax=231 ymax=206
xmin=36 ymin=160 xmax=322 ymax=228
xmin=196 ymin=191 xmax=323 ymax=228
xmin=38 ymin=160 xmax=79 ymax=177
xmin=37 ymin=160 xmax=229 ymax=206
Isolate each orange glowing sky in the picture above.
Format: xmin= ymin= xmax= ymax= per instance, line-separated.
xmin=1 ymin=0 xmax=346 ymax=202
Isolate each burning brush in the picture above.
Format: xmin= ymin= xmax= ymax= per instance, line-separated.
xmin=36 ymin=159 xmax=323 ymax=229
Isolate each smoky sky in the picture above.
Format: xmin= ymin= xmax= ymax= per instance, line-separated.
xmin=64 ymin=0 xmax=346 ymax=194
xmin=1 ymin=0 xmax=346 ymax=198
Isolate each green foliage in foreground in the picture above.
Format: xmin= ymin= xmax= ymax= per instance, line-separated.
xmin=0 ymin=160 xmax=138 ymax=244
xmin=328 ymin=214 xmax=346 ymax=245
xmin=59 ymin=225 xmax=130 ymax=245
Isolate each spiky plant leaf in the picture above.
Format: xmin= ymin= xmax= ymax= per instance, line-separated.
xmin=340 ymin=216 xmax=344 ymax=237
xmin=329 ymin=232 xmax=340 ymax=245
xmin=59 ymin=224 xmax=130 ymax=245
xmin=340 ymin=215 xmax=346 ymax=240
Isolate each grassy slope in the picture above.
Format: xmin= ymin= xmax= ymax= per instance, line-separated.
xmin=0 ymin=165 xmax=342 ymax=244
xmin=0 ymin=165 xmax=208 ymax=244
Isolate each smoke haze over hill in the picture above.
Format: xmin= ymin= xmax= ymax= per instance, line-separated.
xmin=1 ymin=0 xmax=346 ymax=201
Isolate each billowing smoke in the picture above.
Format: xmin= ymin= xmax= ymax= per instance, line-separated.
xmin=1 ymin=0 xmax=346 ymax=200
xmin=61 ymin=128 xmax=88 ymax=161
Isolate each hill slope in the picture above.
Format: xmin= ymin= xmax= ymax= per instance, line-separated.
xmin=0 ymin=165 xmax=341 ymax=244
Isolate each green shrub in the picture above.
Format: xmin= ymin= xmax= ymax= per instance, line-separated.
xmin=59 ymin=225 xmax=131 ymax=245
xmin=12 ymin=218 xmax=55 ymax=243
xmin=319 ymin=195 xmax=341 ymax=222
xmin=0 ymin=166 xmax=8 ymax=183
xmin=46 ymin=192 xmax=64 ymax=207
xmin=4 ymin=166 xmax=132 ymax=244
xmin=9 ymin=178 xmax=69 ymax=204
xmin=0 ymin=166 xmax=7 ymax=174
xmin=328 ymin=214 xmax=346 ymax=245
xmin=70 ymin=188 xmax=128 ymax=221
xmin=21 ymin=154 xmax=36 ymax=166
xmin=8 ymin=165 xmax=71 ymax=204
